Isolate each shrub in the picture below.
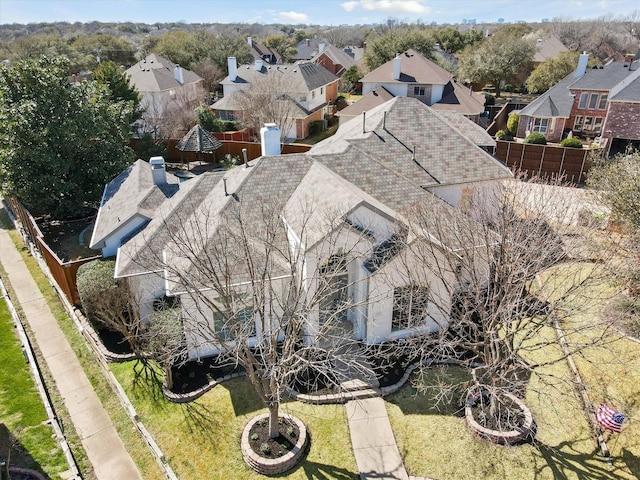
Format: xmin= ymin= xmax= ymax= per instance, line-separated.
xmin=506 ymin=113 xmax=520 ymax=137
xmin=309 ymin=120 xmax=325 ymax=135
xmin=77 ymin=259 xmax=117 ymax=322
xmin=260 ymin=443 xmax=270 ymax=455
xmin=250 ymin=433 xmax=259 ymax=441
xmin=561 ymin=137 xmax=583 ymax=148
xmin=495 ymin=130 xmax=507 ymax=140
xmin=524 ymin=132 xmax=547 ymax=145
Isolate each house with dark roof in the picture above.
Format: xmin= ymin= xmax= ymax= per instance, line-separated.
xmin=311 ymin=44 xmax=362 ymax=76
xmin=212 ymin=57 xmax=339 ymax=140
xmin=90 ymin=97 xmax=512 ymax=358
xmin=517 ymin=51 xmax=640 ymax=155
xmin=247 ymin=36 xmax=284 ymax=65
xmin=125 ymin=54 xmax=206 ymax=135
xmin=357 ymin=50 xmax=486 ymax=123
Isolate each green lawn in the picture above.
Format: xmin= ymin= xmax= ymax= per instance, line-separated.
xmin=111 ymin=361 xmax=359 ymax=480
xmin=386 ymin=290 xmax=640 ymax=479
xmin=0 ymin=299 xmax=67 ymax=476
xmin=0 ymin=210 xmax=165 ymax=480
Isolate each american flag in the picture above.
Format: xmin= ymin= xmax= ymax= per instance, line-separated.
xmin=596 ymin=403 xmax=626 ymax=433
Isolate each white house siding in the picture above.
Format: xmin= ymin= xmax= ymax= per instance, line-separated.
xmin=430 ymin=84 xmax=445 ymax=105
xmin=127 ymin=272 xmax=167 ymax=325
xmin=365 ymin=246 xmax=450 ymax=344
xmin=362 ymin=82 xmax=408 ymax=97
xmin=102 ymin=215 xmax=149 ymax=258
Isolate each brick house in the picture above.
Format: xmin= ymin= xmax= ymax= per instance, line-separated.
xmin=212 ymin=57 xmax=338 ymax=140
xmin=357 ymin=49 xmax=485 ymax=123
xmin=517 ymin=51 xmax=640 ymax=155
xmin=311 ymin=44 xmax=362 ymax=76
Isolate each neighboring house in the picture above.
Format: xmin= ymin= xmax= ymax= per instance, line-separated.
xmin=358 ymin=49 xmax=486 ymax=122
xmin=247 ymin=36 xmax=283 ymax=64
xmin=125 ymin=54 xmax=206 ymax=136
xmin=517 ymin=51 xmax=640 ymax=155
xmin=90 ymin=96 xmax=513 ymax=360
xmin=293 ymin=37 xmax=327 ymax=61
xmin=311 ymin=44 xmax=362 ymax=76
xmin=212 ymin=57 xmax=339 ymax=140
xmin=524 ymin=32 xmax=569 ymax=66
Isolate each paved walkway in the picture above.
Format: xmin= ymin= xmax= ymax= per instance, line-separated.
xmin=0 ymin=216 xmax=142 ymax=480
xmin=346 ymin=396 xmax=409 ymax=480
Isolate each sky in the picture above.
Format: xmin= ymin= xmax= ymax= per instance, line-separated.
xmin=0 ymin=0 xmax=637 ymax=26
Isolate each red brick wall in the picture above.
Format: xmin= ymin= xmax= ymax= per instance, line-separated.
xmin=602 ymin=101 xmax=640 ymax=141
xmin=568 ymin=88 xmax=608 ymax=135
xmin=315 ymin=53 xmax=340 ymax=75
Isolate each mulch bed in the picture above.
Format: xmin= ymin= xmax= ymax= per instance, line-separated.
xmin=363 ymin=341 xmax=421 ymax=387
xmin=468 ymin=393 xmax=526 ymax=432
xmin=95 ymin=328 xmax=133 ymax=355
xmin=170 ymin=357 xmax=244 ymax=394
xmin=248 ymin=416 xmax=300 ymax=459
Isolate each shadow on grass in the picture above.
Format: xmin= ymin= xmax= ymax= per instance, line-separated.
xmin=129 ymin=359 xmax=166 ymax=405
xmin=535 ymin=438 xmax=625 ymax=479
xmin=220 ymin=377 xmax=264 ymax=417
xmin=0 ymin=423 xmax=50 ymax=479
xmin=293 ymin=459 xmax=358 ymax=479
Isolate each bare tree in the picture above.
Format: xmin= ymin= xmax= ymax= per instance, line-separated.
xmin=76 ymin=259 xmax=143 ymax=352
xmin=135 ymin=197 xmax=384 ymax=439
xmin=397 ymin=179 xmax=617 ymax=418
xmin=233 ymin=73 xmax=301 ymax=141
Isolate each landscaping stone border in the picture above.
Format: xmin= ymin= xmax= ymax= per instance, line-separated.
xmin=241 ymin=413 xmax=308 ymax=475
xmin=464 ymin=392 xmax=534 ymax=445
xmin=162 ymin=371 xmax=246 ymax=403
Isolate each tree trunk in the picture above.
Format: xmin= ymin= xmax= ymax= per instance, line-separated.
xmin=165 ymin=364 xmax=173 ymax=390
xmin=268 ymin=404 xmax=279 ymax=439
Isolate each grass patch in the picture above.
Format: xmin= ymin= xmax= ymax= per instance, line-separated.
xmin=0 ymin=299 xmax=67 ymax=476
xmin=385 ymin=273 xmax=640 ymax=479
xmin=0 ymin=208 xmax=164 ymax=480
xmin=111 ymin=361 xmax=359 ymax=479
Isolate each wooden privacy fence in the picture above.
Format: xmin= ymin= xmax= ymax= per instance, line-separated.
xmin=4 ymin=197 xmax=100 ymax=305
xmin=495 ymin=140 xmax=597 ymax=184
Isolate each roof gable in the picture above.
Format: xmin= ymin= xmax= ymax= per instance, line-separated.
xmin=125 ymin=54 xmax=202 ymax=93
xmin=360 ymin=49 xmax=452 ymax=86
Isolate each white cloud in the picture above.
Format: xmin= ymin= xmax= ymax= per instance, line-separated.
xmin=279 ymin=11 xmax=309 ymax=23
xmin=341 ymin=1 xmax=359 ymax=11
xmin=341 ymin=0 xmax=431 ymax=14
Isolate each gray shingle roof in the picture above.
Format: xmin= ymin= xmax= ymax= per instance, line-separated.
xmin=97 ymin=97 xmax=511 ymax=281
xmin=311 ymin=45 xmax=359 ymax=71
xmin=176 ymin=124 xmax=222 ymax=153
xmin=519 ymin=73 xmax=578 ymax=118
xmin=360 ymin=49 xmax=452 ymax=85
xmin=125 ymin=54 xmax=202 ymax=93
xmin=220 ymin=62 xmax=337 ymax=95
xmin=520 ymin=61 xmax=640 ymax=118
xmin=89 ymin=159 xmax=179 ymax=249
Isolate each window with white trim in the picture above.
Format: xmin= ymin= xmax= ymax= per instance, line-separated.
xmin=593 ymin=117 xmax=603 ymax=132
xmin=598 ymin=94 xmax=608 ymax=110
xmin=392 ymin=284 xmax=429 ymax=331
xmin=583 ymin=116 xmax=594 ymax=131
xmin=532 ymin=117 xmax=549 ymax=134
xmin=212 ymin=294 xmax=255 ymax=341
xmin=588 ymin=93 xmax=598 ymax=109
xmin=578 ymin=93 xmax=589 ymax=109
xmin=574 ymin=115 xmax=584 ymax=131
xmin=413 ymin=86 xmax=426 ymax=96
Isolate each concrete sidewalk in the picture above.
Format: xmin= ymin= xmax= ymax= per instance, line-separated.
xmin=346 ymin=396 xmax=409 ymax=480
xmin=0 ymin=217 xmax=142 ymax=480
